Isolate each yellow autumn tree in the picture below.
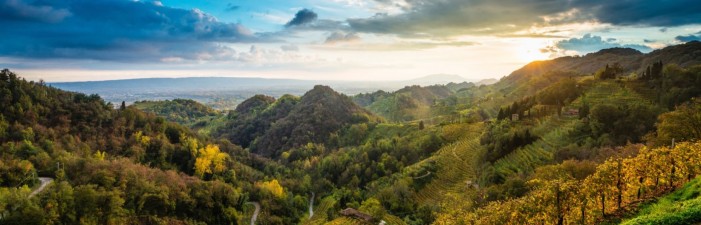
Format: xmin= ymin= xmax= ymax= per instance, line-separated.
xmin=134 ymin=131 xmax=150 ymax=146
xmin=194 ymin=144 xmax=228 ymax=178
xmin=257 ymin=179 xmax=285 ymax=198
xmin=93 ymin=150 xmax=106 ymax=161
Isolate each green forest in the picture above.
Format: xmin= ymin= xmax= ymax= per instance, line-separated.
xmin=2 ymin=41 xmax=701 ymax=225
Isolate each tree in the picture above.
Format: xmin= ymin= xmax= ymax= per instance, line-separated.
xmin=359 ymin=197 xmax=386 ymax=221
xmin=0 ymin=69 xmax=9 ymax=82
xmin=652 ymin=99 xmax=701 ymax=146
xmin=596 ymin=63 xmax=624 ymax=80
xmin=93 ymin=150 xmax=106 ymax=161
xmin=257 ymin=179 xmax=285 ymax=199
xmin=194 ymin=144 xmax=228 ymax=178
xmin=120 ymin=101 xmax=126 ymax=110
xmin=579 ymin=100 xmax=590 ymax=119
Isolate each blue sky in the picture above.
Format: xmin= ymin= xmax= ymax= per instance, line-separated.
xmin=1 ymin=0 xmax=701 ymax=81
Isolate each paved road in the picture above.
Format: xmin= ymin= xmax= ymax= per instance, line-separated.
xmin=246 ymin=202 xmax=260 ymax=225
xmin=29 ymin=177 xmax=53 ymax=198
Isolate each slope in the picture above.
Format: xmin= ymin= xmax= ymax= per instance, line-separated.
xmin=132 ymin=98 xmax=220 ymax=125
xmin=252 ymin=85 xmax=378 ymax=158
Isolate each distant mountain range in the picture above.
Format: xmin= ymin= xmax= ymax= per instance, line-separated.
xmin=49 ymin=74 xmax=495 ymax=109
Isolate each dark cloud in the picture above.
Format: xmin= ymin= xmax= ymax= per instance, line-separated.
xmin=325 ymin=32 xmax=361 ymax=44
xmin=0 ymin=0 xmax=259 ymax=62
xmin=675 ymin=31 xmax=701 ymax=42
xmin=225 ymin=3 xmax=240 ymax=11
xmin=0 ymin=0 xmax=71 ymax=23
xmin=351 ymin=0 xmax=701 ymax=37
xmin=548 ymin=34 xmax=652 ymax=54
xmin=285 ymin=9 xmax=317 ymax=27
xmin=578 ymin=0 xmax=701 ymax=27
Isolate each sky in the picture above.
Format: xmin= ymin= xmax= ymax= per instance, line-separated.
xmin=1 ymin=0 xmax=701 ymax=82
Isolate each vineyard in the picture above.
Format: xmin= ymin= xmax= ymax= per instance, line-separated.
xmin=411 ymin=123 xmax=485 ymax=215
xmin=470 ymin=141 xmax=701 ymax=225
xmin=301 ymin=197 xmax=337 ymax=225
xmin=492 ymin=117 xmax=579 ymax=178
xmin=574 ymin=81 xmax=653 ymax=107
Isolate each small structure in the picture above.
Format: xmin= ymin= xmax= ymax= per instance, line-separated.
xmin=466 ymin=180 xmax=480 ymax=190
xmin=511 ymin=114 xmax=519 ymax=121
xmin=340 ymin=208 xmax=373 ymax=222
xmin=565 ymin=109 xmax=579 ymax=116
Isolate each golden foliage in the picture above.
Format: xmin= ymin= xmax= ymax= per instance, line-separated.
xmin=93 ymin=150 xmax=106 ymax=161
xmin=256 ymin=179 xmax=285 ymax=199
xmin=193 ymin=144 xmax=228 ymax=178
xmin=468 ymin=141 xmax=701 ymax=225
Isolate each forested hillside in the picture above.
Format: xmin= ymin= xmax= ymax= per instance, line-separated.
xmin=132 ymin=99 xmax=220 ymax=124
xmin=353 ymin=83 xmax=473 ymax=122
xmin=215 ymin=85 xmax=380 ymax=158
xmin=2 ymin=41 xmax=701 ymax=225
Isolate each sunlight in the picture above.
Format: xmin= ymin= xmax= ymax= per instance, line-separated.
xmin=515 ymin=39 xmax=551 ymax=62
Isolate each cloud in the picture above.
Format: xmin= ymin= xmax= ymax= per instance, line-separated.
xmin=349 ymin=0 xmax=701 ymax=38
xmin=0 ymin=0 xmax=71 ymax=23
xmin=225 ymin=3 xmax=240 ymax=11
xmin=578 ymin=0 xmax=701 ymax=27
xmin=0 ymin=0 xmax=260 ymax=62
xmin=325 ymin=32 xmax=361 ymax=44
xmin=285 ymin=9 xmax=318 ymax=27
xmin=675 ymin=31 xmax=701 ymax=42
xmin=315 ymin=39 xmax=476 ymax=51
xmin=280 ymin=45 xmax=299 ymax=52
xmin=544 ymin=34 xmax=652 ymax=55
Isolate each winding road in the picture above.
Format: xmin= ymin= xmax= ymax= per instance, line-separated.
xmin=29 ymin=177 xmax=53 ymax=198
xmin=246 ymin=202 xmax=260 ymax=225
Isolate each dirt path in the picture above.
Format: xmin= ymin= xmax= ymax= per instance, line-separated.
xmin=308 ymin=192 xmax=315 ymax=219
xmin=29 ymin=177 xmax=53 ymax=198
xmin=246 ymin=202 xmax=260 ymax=225
xmin=411 ymin=171 xmax=432 ymax=179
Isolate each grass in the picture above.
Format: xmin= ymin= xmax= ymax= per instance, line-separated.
xmin=619 ymin=178 xmax=701 ymax=225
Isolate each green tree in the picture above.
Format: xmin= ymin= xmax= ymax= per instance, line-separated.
xmin=359 ymin=197 xmax=386 ymax=221
xmin=652 ymin=99 xmax=701 ymax=146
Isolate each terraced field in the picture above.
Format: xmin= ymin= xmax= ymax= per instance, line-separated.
xmin=574 ymin=81 xmax=653 ymax=107
xmin=324 ymin=214 xmax=406 ymax=225
xmin=301 ymin=196 xmax=337 ymax=225
xmin=325 ymin=217 xmax=366 ymax=225
xmin=493 ymin=117 xmax=578 ymax=177
xmin=413 ymin=123 xmax=484 ymax=207
xmin=493 ymin=80 xmax=654 ymax=179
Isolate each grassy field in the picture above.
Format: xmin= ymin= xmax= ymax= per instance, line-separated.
xmin=619 ymin=178 xmax=701 ymax=225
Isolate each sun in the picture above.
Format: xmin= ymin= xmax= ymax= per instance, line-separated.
xmin=515 ymin=39 xmax=551 ymax=62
